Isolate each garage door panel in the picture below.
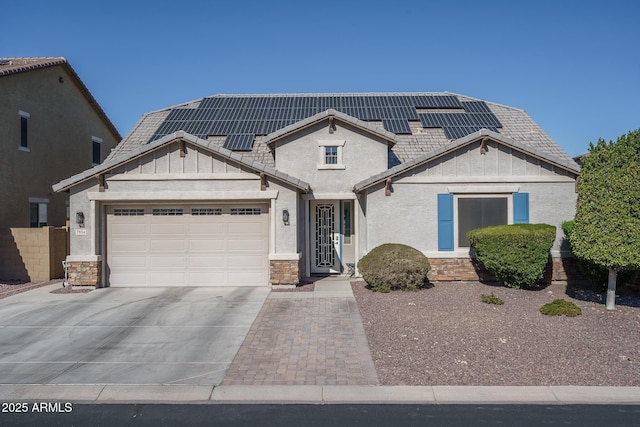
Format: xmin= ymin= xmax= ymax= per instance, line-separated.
xmin=107 ymin=204 xmax=268 ymax=287
xmin=227 ymin=222 xmax=265 ymax=233
xmin=109 ymin=240 xmax=148 ymax=253
xmin=189 ymin=255 xmax=226 ymax=268
xmin=227 ymin=255 xmax=264 ymax=267
xmin=188 ymin=223 xmax=226 ymax=234
xmin=149 ymin=256 xmax=187 ymax=269
xmin=189 ymin=239 xmax=226 ymax=251
xmin=109 ymin=255 xmax=148 ymax=269
xmin=110 ymin=223 xmax=148 ymax=236
xmin=228 ymin=239 xmax=266 ymax=251
xmin=150 ymin=239 xmax=187 ymax=252
xmin=149 ymin=271 xmax=187 ymax=286
xmin=150 ymin=223 xmax=186 ymax=235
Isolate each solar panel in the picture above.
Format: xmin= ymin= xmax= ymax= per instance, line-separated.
xmin=462 ymin=101 xmax=491 ymax=113
xmin=149 ymin=94 xmax=504 ymax=148
xmin=382 ymin=119 xmax=412 ymax=134
xmin=443 ymin=127 xmax=499 ymax=140
xmin=223 ymin=134 xmax=255 ymax=151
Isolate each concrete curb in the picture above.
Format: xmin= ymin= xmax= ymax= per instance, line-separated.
xmin=1 ymin=385 xmax=639 ymax=405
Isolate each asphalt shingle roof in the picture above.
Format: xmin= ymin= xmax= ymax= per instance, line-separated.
xmin=106 ymin=92 xmax=578 ymax=173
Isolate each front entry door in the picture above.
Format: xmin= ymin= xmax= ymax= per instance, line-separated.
xmin=311 ymin=201 xmax=341 ymax=274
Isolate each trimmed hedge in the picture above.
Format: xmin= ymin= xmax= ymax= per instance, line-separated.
xmin=562 ymin=220 xmax=638 ymax=292
xmin=467 ymin=224 xmax=556 ymax=289
xmin=357 ymin=243 xmax=431 ymax=292
xmin=540 ymin=299 xmax=582 ymax=317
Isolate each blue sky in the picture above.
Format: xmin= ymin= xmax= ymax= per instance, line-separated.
xmin=4 ymin=0 xmax=639 ymax=156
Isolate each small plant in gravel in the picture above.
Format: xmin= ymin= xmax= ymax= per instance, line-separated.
xmin=480 ymin=293 xmax=504 ymax=305
xmin=357 ymin=243 xmax=430 ymax=292
xmin=539 ymin=299 xmax=582 ymax=317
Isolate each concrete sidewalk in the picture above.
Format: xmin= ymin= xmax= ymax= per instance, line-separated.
xmin=1 ymin=384 xmax=639 ymax=404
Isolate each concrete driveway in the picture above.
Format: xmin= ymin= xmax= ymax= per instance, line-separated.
xmin=0 ymin=284 xmax=269 ymax=385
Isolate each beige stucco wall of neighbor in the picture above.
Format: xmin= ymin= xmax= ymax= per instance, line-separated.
xmin=0 ymin=65 xmax=119 ymax=228
xmin=364 ymin=139 xmax=578 ymax=258
xmin=0 ymin=226 xmax=68 ymax=282
xmin=273 ymin=120 xmax=389 ymax=193
xmin=66 ymin=141 xmax=302 ymax=286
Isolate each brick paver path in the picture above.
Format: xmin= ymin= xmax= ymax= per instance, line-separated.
xmin=222 ymin=289 xmax=379 ymax=386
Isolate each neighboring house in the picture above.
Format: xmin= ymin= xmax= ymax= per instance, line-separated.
xmin=0 ymin=57 xmax=121 ymax=228
xmin=53 ymin=93 xmax=580 ymax=287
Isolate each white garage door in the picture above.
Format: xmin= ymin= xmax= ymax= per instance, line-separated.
xmin=106 ymin=205 xmax=269 ymax=287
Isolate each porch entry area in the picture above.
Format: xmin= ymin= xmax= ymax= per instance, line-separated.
xmin=309 ymin=199 xmax=354 ymax=275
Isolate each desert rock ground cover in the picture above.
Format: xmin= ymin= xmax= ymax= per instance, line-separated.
xmin=352 ymin=280 xmax=640 ymax=386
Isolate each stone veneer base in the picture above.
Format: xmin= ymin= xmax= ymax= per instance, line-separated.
xmin=270 ymin=259 xmax=301 ymax=287
xmin=427 ymin=257 xmax=586 ymax=283
xmin=66 ymin=261 xmax=101 ymax=287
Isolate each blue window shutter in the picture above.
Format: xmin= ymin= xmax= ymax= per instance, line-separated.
xmin=437 ymin=193 xmax=454 ymax=251
xmin=513 ymin=192 xmax=529 ymax=224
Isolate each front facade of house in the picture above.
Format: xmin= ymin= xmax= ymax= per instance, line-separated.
xmin=0 ymin=57 xmax=120 ymax=228
xmin=54 ymin=93 xmax=580 ymax=287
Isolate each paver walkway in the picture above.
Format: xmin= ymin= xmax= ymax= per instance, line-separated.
xmin=222 ymin=278 xmax=379 ymax=386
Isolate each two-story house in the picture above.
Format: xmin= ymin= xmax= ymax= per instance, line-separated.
xmin=0 ymin=57 xmax=120 ymax=228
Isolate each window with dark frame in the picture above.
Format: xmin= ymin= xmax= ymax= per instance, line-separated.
xmin=343 ymin=201 xmax=352 ymax=244
xmin=92 ymin=139 xmax=101 ymax=165
xmin=20 ymin=116 xmax=28 ymax=148
xmin=457 ymin=197 xmax=508 ymax=247
xmin=29 ymin=202 xmax=47 ymax=228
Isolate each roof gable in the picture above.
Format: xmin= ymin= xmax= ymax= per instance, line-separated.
xmin=262 ymin=109 xmax=398 ymax=146
xmin=354 ymin=129 xmax=580 ymax=192
xmin=53 ymin=131 xmax=310 ymax=193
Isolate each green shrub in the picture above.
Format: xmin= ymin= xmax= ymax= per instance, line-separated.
xmin=357 ymin=243 xmax=431 ymax=292
xmin=539 ymin=299 xmax=582 ymax=317
xmin=480 ymin=293 xmax=504 ymax=305
xmin=467 ymin=224 xmax=556 ymax=289
xmin=563 ymin=220 xmax=638 ymax=292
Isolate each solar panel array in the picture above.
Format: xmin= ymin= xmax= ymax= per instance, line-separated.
xmin=223 ymin=134 xmax=255 ymax=151
xmin=150 ymin=95 xmax=502 ymax=149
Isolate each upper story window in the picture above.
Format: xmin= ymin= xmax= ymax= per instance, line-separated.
xmin=317 ymin=140 xmax=345 ymax=170
xmin=92 ymin=136 xmax=103 ymax=166
xmin=19 ymin=110 xmax=30 ymax=152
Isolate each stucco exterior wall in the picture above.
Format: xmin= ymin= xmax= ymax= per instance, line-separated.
xmin=0 ymin=65 xmax=119 ymax=227
xmin=365 ymin=140 xmax=577 ymax=257
xmin=274 ymin=120 xmax=389 ymax=193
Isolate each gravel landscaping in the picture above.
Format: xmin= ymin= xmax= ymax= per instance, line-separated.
xmin=352 ymin=280 xmax=640 ymax=386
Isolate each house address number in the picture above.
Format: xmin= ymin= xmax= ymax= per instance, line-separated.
xmin=75 ymin=229 xmax=87 ymax=236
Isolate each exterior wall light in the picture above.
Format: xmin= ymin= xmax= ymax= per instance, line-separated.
xmin=282 ymin=209 xmax=289 ymax=225
xmin=76 ymin=211 xmax=85 ymax=227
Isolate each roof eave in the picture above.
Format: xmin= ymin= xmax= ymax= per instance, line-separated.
xmin=53 ymin=131 xmax=310 ymax=193
xmin=353 ymin=129 xmax=580 ymax=193
xmin=263 ymin=109 xmax=398 ymax=147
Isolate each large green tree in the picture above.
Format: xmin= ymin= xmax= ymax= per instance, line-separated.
xmin=570 ymin=129 xmax=640 ymax=310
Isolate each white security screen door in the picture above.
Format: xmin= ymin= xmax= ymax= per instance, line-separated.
xmin=311 ymin=201 xmax=341 ymax=274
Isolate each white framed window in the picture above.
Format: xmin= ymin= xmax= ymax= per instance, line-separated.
xmin=92 ymin=136 xmax=103 ymax=166
xmin=453 ymin=194 xmax=512 ymax=248
xmin=317 ymin=140 xmax=345 ymax=170
xmin=114 ymin=208 xmax=145 ymax=216
xmin=19 ymin=110 xmax=30 ymax=152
